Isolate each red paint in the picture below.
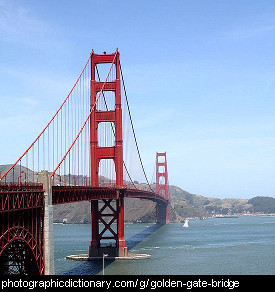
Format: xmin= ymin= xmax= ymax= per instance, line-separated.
xmin=0 ymin=50 xmax=171 ymax=271
xmin=89 ymin=50 xmax=126 ymax=255
xmin=0 ymin=186 xmax=44 ymax=274
xmin=156 ymin=152 xmax=169 ymax=223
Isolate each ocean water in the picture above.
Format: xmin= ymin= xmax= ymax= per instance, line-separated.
xmin=53 ymin=216 xmax=275 ymax=275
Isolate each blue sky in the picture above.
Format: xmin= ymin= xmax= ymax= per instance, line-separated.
xmin=1 ymin=0 xmax=275 ymax=199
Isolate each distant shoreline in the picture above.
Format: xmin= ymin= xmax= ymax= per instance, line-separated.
xmin=53 ymin=213 xmax=275 ymax=225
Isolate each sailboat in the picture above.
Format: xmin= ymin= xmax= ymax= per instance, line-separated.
xmin=183 ymin=219 xmax=189 ymax=228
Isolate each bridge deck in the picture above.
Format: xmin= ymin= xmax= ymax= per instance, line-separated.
xmin=0 ymin=184 xmax=168 ymax=210
xmin=52 ymin=186 xmax=168 ymax=205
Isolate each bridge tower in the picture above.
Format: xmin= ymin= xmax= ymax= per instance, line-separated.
xmin=156 ymin=152 xmax=169 ymax=223
xmin=89 ymin=50 xmax=127 ymax=257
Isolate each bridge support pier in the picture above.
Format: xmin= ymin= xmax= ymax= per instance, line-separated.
xmin=38 ymin=171 xmax=55 ymax=275
xmin=156 ymin=201 xmax=169 ymax=224
xmin=89 ymin=191 xmax=127 ymax=258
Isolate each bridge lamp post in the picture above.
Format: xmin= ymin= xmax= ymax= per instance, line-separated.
xmin=102 ymin=253 xmax=109 ymax=275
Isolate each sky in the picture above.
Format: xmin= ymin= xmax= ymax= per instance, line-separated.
xmin=1 ymin=0 xmax=275 ymax=199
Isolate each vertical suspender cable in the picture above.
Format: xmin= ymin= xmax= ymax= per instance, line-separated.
xmin=119 ymin=62 xmax=153 ymax=192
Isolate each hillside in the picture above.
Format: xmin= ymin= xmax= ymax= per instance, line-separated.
xmin=53 ymin=198 xmax=158 ymax=224
xmin=1 ymin=164 xmax=274 ymax=223
xmin=248 ymin=196 xmax=275 ymax=213
xmin=52 ymin=185 xmax=255 ymax=224
xmin=170 ymin=185 xmax=254 ymax=217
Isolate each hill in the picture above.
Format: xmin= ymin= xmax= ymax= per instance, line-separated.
xmin=169 ymin=185 xmax=253 ymax=219
xmin=248 ymin=196 xmax=275 ymax=213
xmin=1 ymin=164 xmax=274 ymax=223
xmin=53 ymin=198 xmax=158 ymax=224
xmin=52 ymin=185 xmax=255 ymax=224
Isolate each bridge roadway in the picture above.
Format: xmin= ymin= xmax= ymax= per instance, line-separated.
xmin=52 ymin=185 xmax=168 ymax=205
xmin=0 ymin=183 xmax=168 ymax=212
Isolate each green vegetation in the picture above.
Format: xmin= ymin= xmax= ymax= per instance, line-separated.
xmin=173 ymin=201 xmax=207 ymax=219
xmin=248 ymin=196 xmax=275 ymax=214
xmin=52 ymin=186 xmax=275 ymax=223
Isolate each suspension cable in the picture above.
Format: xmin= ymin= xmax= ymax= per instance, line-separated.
xmin=50 ymin=51 xmax=118 ymax=178
xmin=95 ymin=65 xmax=137 ymax=189
xmin=0 ymin=53 xmax=92 ymax=181
xmin=119 ymin=62 xmax=154 ymax=192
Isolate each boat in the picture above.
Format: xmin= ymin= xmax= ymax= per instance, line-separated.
xmin=183 ymin=219 xmax=189 ymax=228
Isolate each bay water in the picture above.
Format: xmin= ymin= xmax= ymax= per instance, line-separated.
xmin=53 ymin=216 xmax=275 ymax=275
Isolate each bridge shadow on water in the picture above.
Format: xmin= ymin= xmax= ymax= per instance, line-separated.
xmin=64 ymin=223 xmax=164 ymax=275
xmin=125 ymin=223 xmax=163 ymax=250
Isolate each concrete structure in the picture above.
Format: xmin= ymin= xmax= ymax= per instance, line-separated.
xmin=38 ymin=170 xmax=55 ymax=275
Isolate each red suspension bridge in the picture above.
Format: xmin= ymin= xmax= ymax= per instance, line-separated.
xmin=0 ymin=50 xmax=169 ymax=275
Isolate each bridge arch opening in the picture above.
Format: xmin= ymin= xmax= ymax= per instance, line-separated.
xmin=97 ymin=122 xmax=115 ymax=147
xmin=95 ymin=63 xmax=116 ymax=83
xmin=96 ymin=91 xmax=116 ymax=111
xmin=0 ymin=239 xmax=40 ymax=275
xmin=157 ymin=155 xmax=165 ymax=163
xmin=158 ymin=165 xmax=165 ymax=173
xmin=98 ymin=158 xmax=116 ymax=187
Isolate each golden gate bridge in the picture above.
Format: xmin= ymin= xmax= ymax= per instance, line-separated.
xmin=0 ymin=50 xmax=169 ymax=275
